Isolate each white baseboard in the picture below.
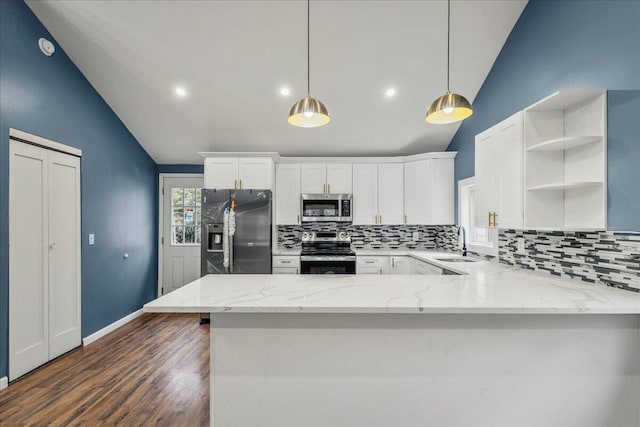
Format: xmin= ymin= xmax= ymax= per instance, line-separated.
xmin=82 ymin=309 xmax=144 ymax=346
xmin=0 ymin=376 xmax=8 ymax=390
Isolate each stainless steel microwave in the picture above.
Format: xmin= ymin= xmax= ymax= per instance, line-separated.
xmin=301 ymin=193 xmax=352 ymax=222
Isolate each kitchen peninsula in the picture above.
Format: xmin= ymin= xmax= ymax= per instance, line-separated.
xmin=144 ymin=253 xmax=640 ymax=427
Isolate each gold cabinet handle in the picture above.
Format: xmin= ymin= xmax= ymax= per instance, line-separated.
xmin=296 ymin=268 xmax=299 ymax=274
xmin=239 ymin=179 xmax=243 ymax=189
xmin=493 ymin=212 xmax=498 ymax=227
xmin=365 ymin=260 xmax=375 ymax=264
xmin=379 ymin=215 xmax=382 ymax=224
xmin=404 ymin=214 xmax=407 ymax=224
xmin=234 ymin=179 xmax=237 ymax=189
xmin=281 ymin=260 xmax=291 ymax=264
xmin=488 ymin=211 xmax=492 ymax=227
xmin=297 ymin=214 xmax=300 ymax=224
xmin=327 ymin=184 xmax=330 ymax=193
xmin=392 ymin=258 xmax=395 ymax=268
xmin=379 ymin=268 xmax=383 ymax=275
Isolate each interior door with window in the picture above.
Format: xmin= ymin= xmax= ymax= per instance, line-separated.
xmin=161 ymin=176 xmax=203 ymax=294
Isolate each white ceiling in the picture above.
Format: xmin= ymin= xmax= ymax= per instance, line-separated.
xmin=26 ymin=0 xmax=527 ymax=164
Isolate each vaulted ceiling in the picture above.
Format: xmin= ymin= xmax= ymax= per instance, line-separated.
xmin=26 ymin=0 xmax=527 ymax=163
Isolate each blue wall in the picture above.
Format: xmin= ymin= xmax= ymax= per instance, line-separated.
xmin=0 ymin=0 xmax=158 ymax=378
xmin=447 ymin=0 xmax=640 ymax=228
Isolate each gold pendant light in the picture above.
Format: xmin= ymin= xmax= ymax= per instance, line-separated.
xmin=425 ymin=0 xmax=473 ymax=125
xmin=288 ymin=0 xmax=330 ymax=127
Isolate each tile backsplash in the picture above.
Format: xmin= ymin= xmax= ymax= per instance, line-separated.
xmin=278 ymin=224 xmax=459 ymax=251
xmin=499 ymin=230 xmax=640 ymax=293
xmin=279 ymin=224 xmax=640 ymax=293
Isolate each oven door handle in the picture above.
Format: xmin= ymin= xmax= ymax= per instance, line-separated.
xmin=300 ymin=255 xmax=357 ymax=262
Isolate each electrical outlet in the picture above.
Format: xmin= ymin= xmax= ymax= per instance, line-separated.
xmin=516 ymin=237 xmax=525 ymax=253
xmin=89 ymin=234 xmax=95 ymax=246
xmin=413 ymin=231 xmax=419 ymax=241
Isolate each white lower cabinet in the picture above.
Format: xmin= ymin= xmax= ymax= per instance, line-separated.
xmin=272 ymin=256 xmax=300 ymax=274
xmin=414 ymin=259 xmax=443 ymax=275
xmin=389 ymin=256 xmax=413 ymax=274
xmin=356 ymin=255 xmax=442 ymax=275
xmin=356 ymin=256 xmax=388 ymax=275
xmin=9 ymin=140 xmax=81 ymax=381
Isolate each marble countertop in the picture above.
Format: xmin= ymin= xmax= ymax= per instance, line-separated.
xmin=144 ymin=252 xmax=640 ymax=315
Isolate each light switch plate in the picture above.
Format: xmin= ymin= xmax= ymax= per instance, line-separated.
xmin=89 ymin=234 xmax=95 ymax=246
xmin=516 ymin=237 xmax=525 ymax=253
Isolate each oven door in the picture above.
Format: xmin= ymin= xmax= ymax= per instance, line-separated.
xmin=300 ymin=256 xmax=356 ymax=274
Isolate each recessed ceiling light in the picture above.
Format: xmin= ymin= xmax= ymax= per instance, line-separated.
xmin=280 ymin=87 xmax=291 ymax=96
xmin=385 ymin=88 xmax=396 ymax=98
xmin=175 ymin=87 xmax=187 ymax=97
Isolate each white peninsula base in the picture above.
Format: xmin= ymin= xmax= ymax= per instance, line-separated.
xmin=210 ymin=313 xmax=640 ymax=427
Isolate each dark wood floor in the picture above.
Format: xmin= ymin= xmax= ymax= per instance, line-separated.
xmin=0 ymin=313 xmax=209 ymax=426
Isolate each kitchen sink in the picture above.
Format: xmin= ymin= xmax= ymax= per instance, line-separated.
xmin=435 ymin=258 xmax=477 ymax=263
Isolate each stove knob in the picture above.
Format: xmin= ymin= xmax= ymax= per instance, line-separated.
xmin=338 ymin=232 xmax=347 ymax=240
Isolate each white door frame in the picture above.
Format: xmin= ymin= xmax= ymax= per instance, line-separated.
xmin=157 ymin=173 xmax=204 ymax=297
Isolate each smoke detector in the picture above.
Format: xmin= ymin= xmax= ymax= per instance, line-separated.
xmin=38 ymin=38 xmax=55 ymax=56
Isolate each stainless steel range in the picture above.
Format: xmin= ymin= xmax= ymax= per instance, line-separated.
xmin=299 ymin=231 xmax=356 ymax=274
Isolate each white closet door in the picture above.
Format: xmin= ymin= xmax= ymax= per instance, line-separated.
xmin=48 ymin=151 xmax=81 ymax=360
xmin=9 ymin=141 xmax=49 ymax=381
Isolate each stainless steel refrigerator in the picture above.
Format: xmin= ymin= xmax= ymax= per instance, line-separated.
xmin=201 ymin=189 xmax=272 ymax=275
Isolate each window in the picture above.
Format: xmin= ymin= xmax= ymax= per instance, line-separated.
xmin=171 ymin=187 xmax=201 ymax=245
xmin=458 ymin=177 xmax=498 ymax=256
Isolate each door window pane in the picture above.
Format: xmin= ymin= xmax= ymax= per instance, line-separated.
xmin=170 ymin=187 xmax=201 ymax=245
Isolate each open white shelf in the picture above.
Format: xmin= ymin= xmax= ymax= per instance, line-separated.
xmin=526 ymin=135 xmax=601 ymax=152
xmin=526 ymin=181 xmax=603 ymax=191
xmin=524 ymin=90 xmax=607 ymax=230
xmin=525 ymin=89 xmax=603 ymax=112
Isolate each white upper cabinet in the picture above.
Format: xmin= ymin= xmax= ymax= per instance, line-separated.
xmin=276 ymin=164 xmax=301 ymax=225
xmin=352 ymin=163 xmax=404 ymax=225
xmin=238 ymin=158 xmax=273 ymax=190
xmin=204 ymin=157 xmax=273 ymax=190
xmin=474 ymin=111 xmax=524 ymax=229
xmin=378 ymin=163 xmax=404 ymax=224
xmin=523 ymin=90 xmax=606 ymax=229
xmin=326 ymin=164 xmax=352 ymax=194
xmin=352 ymin=164 xmax=379 ymax=225
xmin=404 ymin=159 xmax=454 ymax=225
xmin=300 ymin=164 xmax=326 ymax=193
xmin=204 ymin=158 xmax=238 ymax=189
xmin=301 ymin=163 xmax=352 ymax=194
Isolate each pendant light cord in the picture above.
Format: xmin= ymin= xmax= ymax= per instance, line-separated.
xmin=307 ymin=0 xmax=310 ymax=96
xmin=447 ymin=0 xmax=450 ymax=92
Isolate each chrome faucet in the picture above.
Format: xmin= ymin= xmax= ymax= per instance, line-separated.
xmin=458 ymin=225 xmax=467 ymax=257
